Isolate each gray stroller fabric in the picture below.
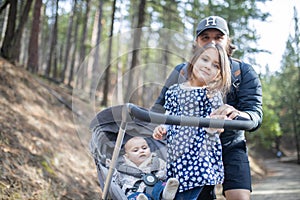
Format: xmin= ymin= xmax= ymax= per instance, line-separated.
xmin=89 ymin=105 xmax=167 ymax=199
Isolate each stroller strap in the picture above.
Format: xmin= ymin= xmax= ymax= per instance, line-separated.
xmin=118 ymin=165 xmax=144 ymax=178
xmin=117 ymin=156 xmax=161 ymax=178
xmin=125 ymin=174 xmax=159 ymax=196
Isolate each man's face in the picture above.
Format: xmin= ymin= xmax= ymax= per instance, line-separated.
xmin=196 ymin=29 xmax=228 ymax=49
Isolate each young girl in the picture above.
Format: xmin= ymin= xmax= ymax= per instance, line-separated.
xmin=152 ymin=43 xmax=231 ymax=199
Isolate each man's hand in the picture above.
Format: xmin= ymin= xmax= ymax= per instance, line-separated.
xmin=210 ymin=104 xmax=250 ymax=120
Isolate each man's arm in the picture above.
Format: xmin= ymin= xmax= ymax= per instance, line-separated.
xmin=213 ymin=61 xmax=263 ymax=132
xmin=236 ymin=62 xmax=263 ymax=131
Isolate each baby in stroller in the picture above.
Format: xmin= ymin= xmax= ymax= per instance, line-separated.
xmin=114 ymin=136 xmax=179 ymax=200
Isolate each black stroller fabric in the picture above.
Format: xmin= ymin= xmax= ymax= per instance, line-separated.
xmin=89 ymin=105 xmax=167 ymax=200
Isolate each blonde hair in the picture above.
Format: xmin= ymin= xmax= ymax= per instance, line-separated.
xmin=187 ymin=43 xmax=231 ymax=96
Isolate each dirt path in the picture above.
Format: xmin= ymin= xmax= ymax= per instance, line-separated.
xmin=251 ymin=157 xmax=300 ymax=200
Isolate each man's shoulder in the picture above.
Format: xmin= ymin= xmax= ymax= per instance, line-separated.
xmin=231 ymin=57 xmax=242 ymax=63
xmin=231 ymin=57 xmax=252 ymax=68
xmin=174 ymin=62 xmax=188 ymax=70
xmin=172 ymin=62 xmax=188 ymax=80
xmin=230 ymin=57 xmax=260 ymax=87
xmin=230 ymin=57 xmax=254 ymax=76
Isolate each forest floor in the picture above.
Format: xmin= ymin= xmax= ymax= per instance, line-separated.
xmin=215 ymin=156 xmax=300 ymax=200
xmin=251 ymin=156 xmax=300 ymax=200
xmin=0 ymin=57 xmax=101 ymax=199
xmin=0 ymin=57 xmax=299 ymax=200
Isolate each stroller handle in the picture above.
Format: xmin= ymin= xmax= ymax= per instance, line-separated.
xmin=126 ymin=103 xmax=256 ymax=130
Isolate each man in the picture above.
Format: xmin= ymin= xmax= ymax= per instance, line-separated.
xmin=151 ymin=16 xmax=263 ymax=200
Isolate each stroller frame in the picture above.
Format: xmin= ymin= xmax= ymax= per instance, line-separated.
xmin=99 ymin=103 xmax=255 ymax=200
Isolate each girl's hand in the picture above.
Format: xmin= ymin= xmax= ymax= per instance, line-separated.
xmin=153 ymin=125 xmax=167 ymax=140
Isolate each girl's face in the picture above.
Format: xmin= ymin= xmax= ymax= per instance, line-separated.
xmin=192 ymin=48 xmax=220 ymax=86
xmin=124 ymin=137 xmax=151 ymax=166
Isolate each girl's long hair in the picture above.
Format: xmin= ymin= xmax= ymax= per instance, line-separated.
xmin=187 ymin=43 xmax=231 ymax=96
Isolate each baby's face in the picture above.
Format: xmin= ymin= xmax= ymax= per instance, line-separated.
xmin=124 ymin=137 xmax=151 ymax=166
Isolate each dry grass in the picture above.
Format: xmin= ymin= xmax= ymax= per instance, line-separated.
xmin=0 ymin=58 xmax=100 ymax=199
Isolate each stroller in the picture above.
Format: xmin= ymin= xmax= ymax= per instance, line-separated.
xmin=89 ymin=104 xmax=168 ymax=200
xmin=89 ymin=103 xmax=255 ymax=200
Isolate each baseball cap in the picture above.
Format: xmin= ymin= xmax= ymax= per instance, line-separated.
xmin=196 ymin=16 xmax=229 ymax=37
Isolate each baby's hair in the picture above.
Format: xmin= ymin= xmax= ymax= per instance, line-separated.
xmin=187 ymin=43 xmax=231 ymax=96
xmin=123 ymin=136 xmax=149 ymax=152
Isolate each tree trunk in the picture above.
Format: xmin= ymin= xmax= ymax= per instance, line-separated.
xmin=0 ymin=0 xmax=9 ymax=15
xmin=101 ymin=0 xmax=116 ymax=106
xmin=45 ymin=0 xmax=59 ymax=79
xmin=76 ymin=0 xmax=90 ymax=89
xmin=0 ymin=1 xmax=9 ymax=47
xmin=27 ymin=0 xmax=42 ymax=73
xmin=39 ymin=5 xmax=49 ymax=72
xmin=161 ymin=1 xmax=173 ymax=81
xmin=115 ymin=4 xmax=125 ymax=105
xmin=10 ymin=0 xmax=33 ymax=63
xmin=125 ymin=0 xmax=146 ymax=104
xmin=89 ymin=0 xmax=103 ymax=98
xmin=60 ymin=0 xmax=77 ymax=83
xmin=1 ymin=0 xmax=17 ymax=60
xmin=68 ymin=3 xmax=81 ymax=88
xmin=79 ymin=0 xmax=90 ymax=63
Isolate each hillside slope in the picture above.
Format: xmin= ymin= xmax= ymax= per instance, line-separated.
xmin=0 ymin=58 xmax=100 ymax=200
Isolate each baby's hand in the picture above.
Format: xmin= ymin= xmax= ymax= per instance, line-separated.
xmin=153 ymin=125 xmax=167 ymax=140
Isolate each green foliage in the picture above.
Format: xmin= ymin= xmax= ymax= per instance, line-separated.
xmin=248 ymin=74 xmax=282 ymax=149
xmin=277 ymin=35 xmax=299 ymax=134
xmin=252 ymin=33 xmax=299 ymax=150
xmin=267 ymin=10 xmax=300 ymax=158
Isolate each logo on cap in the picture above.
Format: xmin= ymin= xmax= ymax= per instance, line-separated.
xmin=205 ymin=16 xmax=217 ymax=27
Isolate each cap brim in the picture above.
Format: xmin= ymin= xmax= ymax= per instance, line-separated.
xmin=196 ymin=27 xmax=227 ymax=37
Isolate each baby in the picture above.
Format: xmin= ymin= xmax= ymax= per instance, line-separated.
xmin=114 ymin=136 xmax=179 ymax=200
